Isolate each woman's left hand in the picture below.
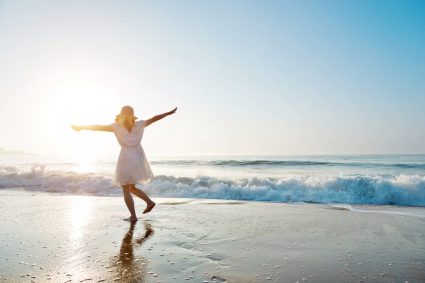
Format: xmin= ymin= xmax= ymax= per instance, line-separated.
xmin=168 ymin=107 xmax=177 ymax=115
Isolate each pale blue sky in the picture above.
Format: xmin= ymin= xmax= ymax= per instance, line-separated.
xmin=0 ymin=0 xmax=424 ymax=157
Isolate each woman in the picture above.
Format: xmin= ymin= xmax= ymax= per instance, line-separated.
xmin=72 ymin=105 xmax=177 ymax=222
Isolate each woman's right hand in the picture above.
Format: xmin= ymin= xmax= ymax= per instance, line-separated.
xmin=71 ymin=125 xmax=82 ymax=131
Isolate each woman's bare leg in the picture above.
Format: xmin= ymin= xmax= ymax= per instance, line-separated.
xmin=130 ymin=185 xmax=156 ymax=214
xmin=122 ymin=184 xmax=137 ymax=221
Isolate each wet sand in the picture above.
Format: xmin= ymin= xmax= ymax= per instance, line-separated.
xmin=1 ymin=189 xmax=425 ymax=282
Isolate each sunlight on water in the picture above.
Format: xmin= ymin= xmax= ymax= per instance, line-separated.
xmin=71 ymin=155 xmax=96 ymax=173
xmin=68 ymin=196 xmax=93 ymax=241
xmin=73 ymin=160 xmax=95 ymax=173
xmin=61 ymin=196 xmax=95 ymax=280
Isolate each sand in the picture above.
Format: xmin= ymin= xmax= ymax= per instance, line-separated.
xmin=1 ymin=189 xmax=425 ymax=283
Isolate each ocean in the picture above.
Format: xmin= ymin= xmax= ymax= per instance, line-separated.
xmin=1 ymin=154 xmax=425 ymax=207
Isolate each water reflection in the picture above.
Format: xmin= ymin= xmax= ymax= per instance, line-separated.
xmin=64 ymin=197 xmax=94 ymax=280
xmin=111 ymin=221 xmax=154 ymax=282
xmin=69 ymin=196 xmax=93 ymax=241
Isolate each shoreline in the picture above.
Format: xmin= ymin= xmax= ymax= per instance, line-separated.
xmin=1 ymin=189 xmax=425 ymax=282
xmin=3 ymin=187 xmax=425 ymax=216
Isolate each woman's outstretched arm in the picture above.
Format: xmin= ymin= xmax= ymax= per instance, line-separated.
xmin=71 ymin=124 xmax=113 ymax=132
xmin=145 ymin=107 xmax=177 ymax=127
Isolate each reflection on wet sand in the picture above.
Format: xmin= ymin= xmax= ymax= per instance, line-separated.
xmin=111 ymin=221 xmax=154 ymax=282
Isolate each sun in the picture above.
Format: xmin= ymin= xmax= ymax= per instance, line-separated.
xmin=42 ymin=79 xmax=119 ymax=165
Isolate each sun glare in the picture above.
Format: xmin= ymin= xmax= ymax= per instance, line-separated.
xmin=42 ymin=79 xmax=119 ymax=163
xmin=72 ymin=155 xmax=96 ymax=173
xmin=68 ymin=196 xmax=94 ymax=241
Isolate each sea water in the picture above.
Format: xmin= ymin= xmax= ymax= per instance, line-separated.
xmin=1 ymin=154 xmax=425 ymax=207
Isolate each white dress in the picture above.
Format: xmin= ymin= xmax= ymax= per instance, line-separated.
xmin=110 ymin=120 xmax=154 ymax=186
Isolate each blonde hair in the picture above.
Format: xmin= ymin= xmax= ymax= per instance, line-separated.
xmin=115 ymin=106 xmax=137 ymax=132
xmin=115 ymin=116 xmax=136 ymax=132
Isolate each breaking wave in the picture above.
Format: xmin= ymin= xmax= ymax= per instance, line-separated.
xmin=1 ymin=165 xmax=425 ymax=206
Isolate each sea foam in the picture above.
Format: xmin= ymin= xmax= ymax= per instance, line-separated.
xmin=1 ymin=165 xmax=425 ymax=206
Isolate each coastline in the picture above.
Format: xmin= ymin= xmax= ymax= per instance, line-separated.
xmin=1 ymin=189 xmax=425 ymax=282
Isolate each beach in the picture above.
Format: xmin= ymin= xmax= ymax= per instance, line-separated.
xmin=1 ymin=189 xmax=424 ymax=283
xmin=1 ymin=0 xmax=425 ymax=281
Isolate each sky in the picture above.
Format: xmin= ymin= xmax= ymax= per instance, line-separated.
xmin=0 ymin=0 xmax=424 ymax=158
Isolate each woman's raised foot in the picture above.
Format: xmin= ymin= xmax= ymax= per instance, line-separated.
xmin=143 ymin=202 xmax=156 ymax=214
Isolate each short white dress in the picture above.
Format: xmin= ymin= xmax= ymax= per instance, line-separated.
xmin=110 ymin=120 xmax=154 ymax=186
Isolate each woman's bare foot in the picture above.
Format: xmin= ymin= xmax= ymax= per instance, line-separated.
xmin=143 ymin=202 xmax=156 ymax=214
xmin=124 ymin=216 xmax=138 ymax=223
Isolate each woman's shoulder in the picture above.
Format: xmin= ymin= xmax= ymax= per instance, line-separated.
xmin=135 ymin=120 xmax=146 ymax=126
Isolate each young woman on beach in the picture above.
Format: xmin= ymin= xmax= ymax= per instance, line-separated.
xmin=72 ymin=106 xmax=177 ymax=222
